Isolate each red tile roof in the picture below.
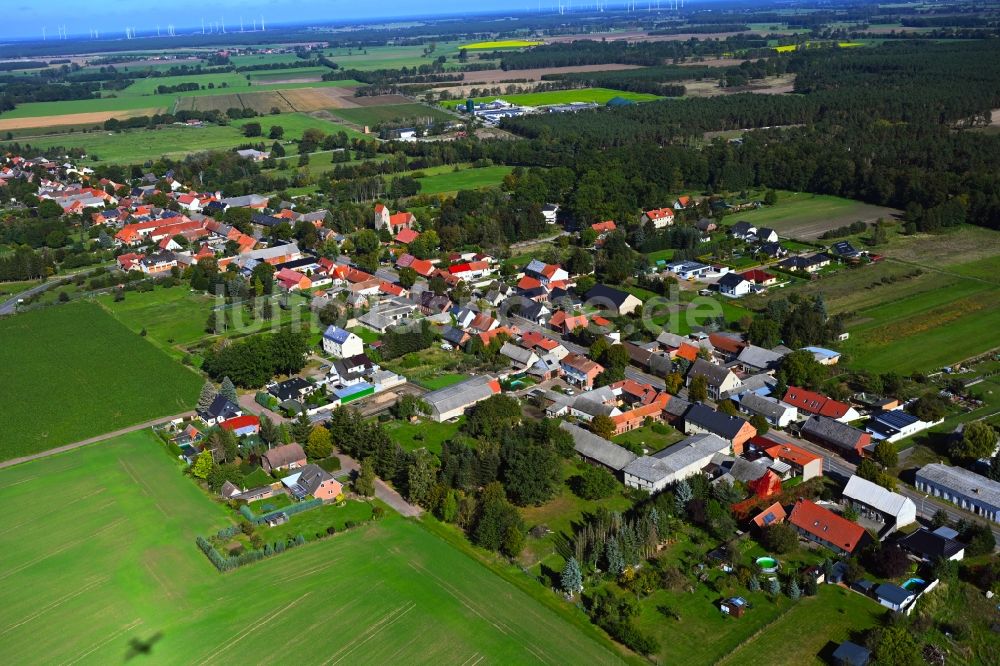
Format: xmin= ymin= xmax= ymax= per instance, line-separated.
xmin=741 ymin=269 xmax=776 ymax=284
xmin=395 ymin=228 xmax=420 ymax=244
xmin=782 ymin=387 xmax=852 ymax=419
xmin=789 ymin=499 xmax=867 ymax=553
xmin=751 ymin=501 xmax=787 ymax=528
xmin=591 ymin=220 xmax=617 ymax=233
xmin=220 ymin=415 xmax=260 ymax=432
xmin=644 ymin=207 xmax=674 ymax=221
xmin=755 ymin=437 xmax=822 ymax=468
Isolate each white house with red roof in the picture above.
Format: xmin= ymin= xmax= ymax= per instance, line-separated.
xmin=641 ymin=207 xmax=675 ymax=229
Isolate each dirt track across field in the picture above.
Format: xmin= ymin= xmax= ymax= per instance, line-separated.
xmin=0 ymin=108 xmax=160 ymax=131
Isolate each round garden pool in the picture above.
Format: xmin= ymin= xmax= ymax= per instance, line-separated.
xmin=902 ymin=577 xmax=926 ymax=591
xmin=755 ymin=556 xmax=779 ymax=573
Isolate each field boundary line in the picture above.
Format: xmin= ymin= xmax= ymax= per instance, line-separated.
xmin=275 ymin=90 xmax=297 ymax=112
xmin=0 ymin=411 xmax=194 ymax=470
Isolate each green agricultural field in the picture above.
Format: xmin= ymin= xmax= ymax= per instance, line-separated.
xmin=443 ymin=88 xmax=661 ymax=108
xmin=330 ymin=102 xmax=453 ymax=127
xmin=115 ymin=72 xmax=250 ymax=97
xmin=721 ymin=191 xmax=898 ymax=240
xmin=17 ymin=112 xmax=360 ymax=164
xmin=322 ymin=42 xmax=466 ymax=71
xmin=410 ymin=165 xmax=514 ymax=195
xmin=0 ymin=95 xmax=170 ymax=119
xmin=837 ymin=278 xmax=1000 ymax=374
xmin=0 ymin=302 xmax=201 ymax=460
xmin=0 ymin=430 xmax=626 ymax=664
xmin=247 ymin=67 xmax=330 ymax=83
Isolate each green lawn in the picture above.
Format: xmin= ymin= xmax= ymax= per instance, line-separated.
xmin=410 ymin=165 xmax=514 ymax=195
xmin=418 ymin=373 xmax=470 ymax=390
xmin=258 ymin=500 xmax=374 ymax=544
xmin=519 ymin=460 xmax=635 ymax=572
xmin=719 ymin=586 xmax=884 ymax=665
xmin=613 ymin=423 xmax=685 ymax=454
xmin=443 ymin=88 xmax=661 ymax=108
xmin=330 ymin=102 xmax=454 ymax=127
xmin=0 ymin=302 xmax=201 ymax=460
xmin=0 ymin=96 xmax=170 ymax=119
xmin=384 ymin=417 xmax=464 ymax=455
xmin=0 ymin=430 xmax=624 ymax=664
xmin=348 ymin=325 xmax=381 ymax=344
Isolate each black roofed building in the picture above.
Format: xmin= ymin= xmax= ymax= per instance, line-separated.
xmin=584 ymin=284 xmax=643 ymax=316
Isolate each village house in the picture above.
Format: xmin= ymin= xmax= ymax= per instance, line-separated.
xmin=281 ymin=464 xmax=342 ymax=501
xmin=322 ymin=325 xmax=364 ymax=359
xmin=754 ymin=437 xmax=823 ymax=481
xmin=782 ymin=387 xmax=861 ymax=423
xmin=683 ymin=403 xmax=757 ymax=455
xmin=261 ymin=443 xmax=307 ymax=474
xmin=800 ymin=415 xmax=872 ymax=458
xmin=717 ymin=273 xmax=753 ymax=298
xmin=623 ymin=433 xmax=731 ymax=493
xmin=423 ymin=375 xmax=502 ymax=422
xmin=641 ymin=207 xmax=675 ymax=229
xmin=197 ymin=395 xmax=242 ymax=426
xmin=560 ymin=353 xmax=605 ymax=390
xmin=735 ymin=392 xmax=799 ymax=428
xmin=788 ymin=499 xmax=871 ymax=555
xmin=686 ymin=358 xmax=742 ymax=399
xmin=584 ymin=284 xmax=642 ymax=316
xmin=842 ymin=475 xmax=917 ymax=536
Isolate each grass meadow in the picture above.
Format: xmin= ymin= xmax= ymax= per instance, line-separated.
xmin=722 ymin=191 xmax=899 ymax=239
xmin=409 ymin=165 xmax=514 ymax=195
xmin=0 ymin=302 xmax=201 ymax=460
xmin=745 ymin=225 xmax=1000 ymax=373
xmin=0 ymin=430 xmax=627 ymax=664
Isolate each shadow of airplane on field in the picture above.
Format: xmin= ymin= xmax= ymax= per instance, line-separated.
xmin=125 ymin=632 xmax=163 ymax=661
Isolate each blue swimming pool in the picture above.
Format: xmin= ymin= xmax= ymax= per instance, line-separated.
xmin=902 ymin=577 xmax=925 ymax=591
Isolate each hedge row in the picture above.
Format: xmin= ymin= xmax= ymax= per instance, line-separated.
xmin=196 ymin=533 xmax=307 ymax=572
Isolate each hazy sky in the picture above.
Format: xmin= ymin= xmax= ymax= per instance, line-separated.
xmin=2 ymin=1 xmax=553 ymax=40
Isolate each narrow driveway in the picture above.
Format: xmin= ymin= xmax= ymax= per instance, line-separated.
xmin=334 ymin=453 xmax=422 ymax=517
xmin=0 ymin=411 xmax=195 ymax=470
